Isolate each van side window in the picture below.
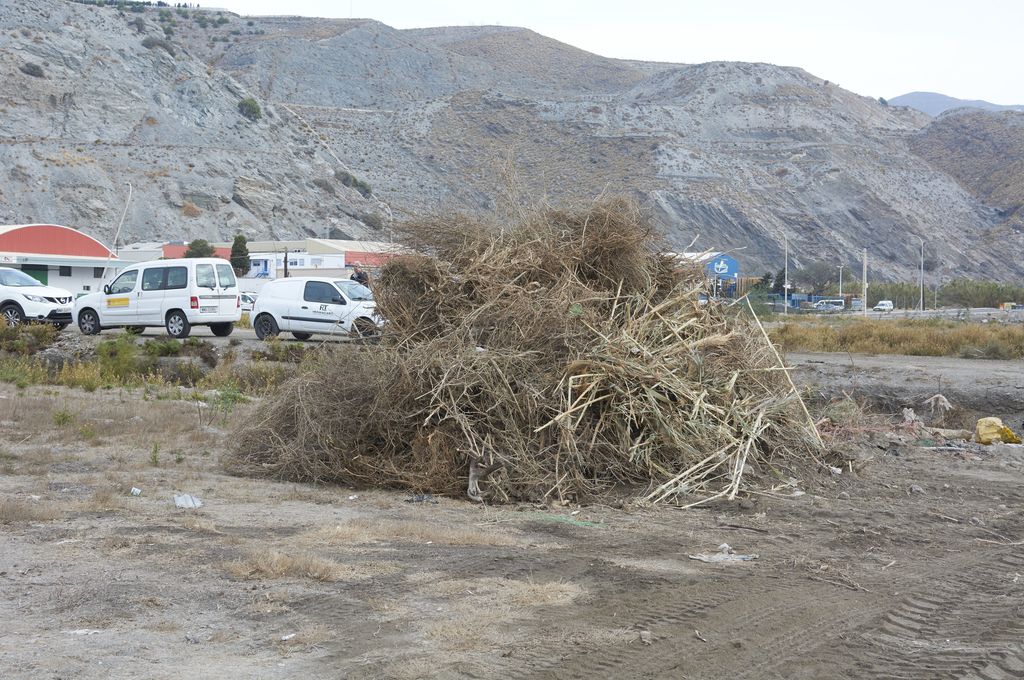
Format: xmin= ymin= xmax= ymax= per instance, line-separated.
xmin=215 ymin=264 xmax=236 ymax=289
xmin=109 ymin=270 xmax=138 ymax=294
xmin=141 ymin=267 xmax=165 ymax=291
xmin=304 ymin=281 xmax=340 ymax=304
xmin=196 ymin=264 xmax=216 ymax=289
xmin=165 ymin=266 xmax=188 ymax=290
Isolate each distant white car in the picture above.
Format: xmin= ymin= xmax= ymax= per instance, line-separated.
xmin=0 ymin=267 xmax=74 ymax=329
xmin=251 ymin=277 xmax=381 ymax=341
xmin=73 ymin=257 xmax=241 ymax=338
xmin=873 ymin=300 xmax=894 ymax=312
xmin=240 ymin=293 xmax=258 ymax=312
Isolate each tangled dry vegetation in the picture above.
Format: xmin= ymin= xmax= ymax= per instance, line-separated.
xmin=231 ymin=200 xmax=823 ymax=505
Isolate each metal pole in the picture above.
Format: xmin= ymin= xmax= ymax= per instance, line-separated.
xmin=783 ymin=236 xmax=789 ymax=315
xmin=101 ymin=181 xmax=132 ymax=280
xmin=918 ymin=237 xmax=925 ymax=312
xmin=862 ymin=248 xmax=868 ymax=317
xmin=838 ymin=264 xmax=844 ymax=298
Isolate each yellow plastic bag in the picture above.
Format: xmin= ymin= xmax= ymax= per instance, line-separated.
xmin=975 ymin=417 xmax=1021 ymax=444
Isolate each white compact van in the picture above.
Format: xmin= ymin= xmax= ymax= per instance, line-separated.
xmin=252 ymin=276 xmax=380 ymax=340
xmin=873 ymin=300 xmax=894 ymax=312
xmin=73 ymin=258 xmax=241 ymax=338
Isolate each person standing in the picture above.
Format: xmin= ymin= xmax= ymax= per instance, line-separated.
xmin=350 ymin=262 xmax=369 ymax=286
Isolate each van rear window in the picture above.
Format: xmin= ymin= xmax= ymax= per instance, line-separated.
xmin=165 ymin=266 xmax=188 ymax=290
xmin=216 ymin=264 xmax=236 ymax=289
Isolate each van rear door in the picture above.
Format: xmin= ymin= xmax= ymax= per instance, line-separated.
xmin=215 ymin=264 xmax=238 ymax=315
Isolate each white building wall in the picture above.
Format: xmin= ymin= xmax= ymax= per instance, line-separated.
xmin=40 ymin=265 xmax=110 ymax=296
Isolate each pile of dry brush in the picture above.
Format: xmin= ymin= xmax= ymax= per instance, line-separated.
xmin=230 ymin=199 xmax=824 ymax=505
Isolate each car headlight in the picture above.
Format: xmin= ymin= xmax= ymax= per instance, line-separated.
xmin=23 ymin=294 xmax=47 ymax=303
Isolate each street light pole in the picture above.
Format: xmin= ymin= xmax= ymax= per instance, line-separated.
xmin=838 ymin=264 xmax=844 ymax=298
xmin=918 ymin=237 xmax=925 ymax=312
xmin=783 ymin=236 xmax=789 ymax=316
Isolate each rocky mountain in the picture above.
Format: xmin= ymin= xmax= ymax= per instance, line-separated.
xmin=2 ymin=3 xmax=1021 ymax=281
xmin=0 ymin=1 xmax=387 ymax=246
xmin=909 ymin=109 xmax=1024 ymax=232
xmin=890 ymin=91 xmax=1024 ymax=117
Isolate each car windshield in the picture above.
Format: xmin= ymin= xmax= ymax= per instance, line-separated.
xmin=335 ymin=280 xmax=373 ymax=301
xmin=0 ymin=267 xmax=42 ymax=287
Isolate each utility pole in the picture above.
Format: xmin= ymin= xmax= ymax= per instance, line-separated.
xmin=838 ymin=264 xmax=844 ymax=298
xmin=918 ymin=237 xmax=925 ymax=312
xmin=862 ymin=248 xmax=868 ymax=317
xmin=783 ymin=236 xmax=789 ymax=315
xmin=283 ymin=247 xmax=289 ymax=278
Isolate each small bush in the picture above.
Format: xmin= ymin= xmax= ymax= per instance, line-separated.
xmin=358 ymin=212 xmax=384 ymax=230
xmin=312 ymin=178 xmax=336 ymax=195
xmin=334 ymin=169 xmax=372 ymax=198
xmin=52 ymin=409 xmax=74 ymax=427
xmin=182 ymin=201 xmax=202 ymax=218
xmin=238 ymin=97 xmax=262 ymax=122
xmin=0 ymin=323 xmax=58 ymax=355
xmin=141 ymin=36 xmax=176 ymax=56
xmin=19 ymin=62 xmax=44 ymax=78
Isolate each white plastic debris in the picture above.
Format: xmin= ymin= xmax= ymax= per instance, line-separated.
xmin=348 ymin=494 xmax=359 ymax=501
xmin=174 ymin=494 xmax=203 ymax=509
xmin=281 ymin=633 xmax=296 ymax=641
xmin=130 ymin=487 xmax=142 ymax=496
xmin=65 ymin=629 xmax=102 ymax=636
xmin=688 ymin=543 xmax=759 ymax=563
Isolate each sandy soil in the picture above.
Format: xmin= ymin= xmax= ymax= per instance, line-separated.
xmin=1 ymin=363 xmax=1023 ymax=679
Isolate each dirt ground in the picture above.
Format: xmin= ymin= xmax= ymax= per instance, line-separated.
xmin=2 ymin=356 xmax=1023 ymax=680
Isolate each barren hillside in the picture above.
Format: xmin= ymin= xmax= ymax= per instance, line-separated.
xmin=910 ymin=110 xmax=1024 ymax=232
xmin=0 ymin=1 xmax=387 ymax=245
xmin=2 ymin=3 xmax=1020 ymax=280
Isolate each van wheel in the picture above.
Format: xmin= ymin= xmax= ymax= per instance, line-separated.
xmin=77 ymin=309 xmax=101 ymax=335
xmin=350 ymin=317 xmax=379 ymax=343
xmin=1 ymin=303 xmax=24 ymax=328
xmin=210 ymin=322 xmax=234 ymax=337
xmin=125 ymin=326 xmax=145 ymax=335
xmin=165 ymin=310 xmax=191 ymax=339
xmin=291 ymin=332 xmax=312 ymax=341
xmin=254 ymin=313 xmax=279 ymax=340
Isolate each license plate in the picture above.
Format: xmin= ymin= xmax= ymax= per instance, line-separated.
xmin=57 ymin=307 xmax=70 ymax=313
xmin=200 ymin=306 xmax=217 ymax=313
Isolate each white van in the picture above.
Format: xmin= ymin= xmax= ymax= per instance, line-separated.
xmin=73 ymin=258 xmax=241 ymax=338
xmin=251 ymin=276 xmax=380 ymax=340
xmin=873 ymin=300 xmax=894 ymax=312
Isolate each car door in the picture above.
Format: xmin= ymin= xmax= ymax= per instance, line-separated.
xmin=297 ymin=280 xmax=346 ymax=334
xmin=102 ymin=269 xmax=140 ymax=324
xmin=136 ymin=266 xmax=167 ymax=326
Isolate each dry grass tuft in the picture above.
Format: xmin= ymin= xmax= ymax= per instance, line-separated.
xmin=302 ymin=518 xmax=522 ymax=546
xmin=0 ymin=497 xmax=63 ymax=523
xmin=225 ymin=548 xmax=396 ymax=582
xmin=230 ymin=198 xmax=822 ymax=505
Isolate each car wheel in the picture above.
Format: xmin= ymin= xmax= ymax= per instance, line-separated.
xmin=165 ymin=310 xmax=191 ymax=339
xmin=125 ymin=326 xmax=146 ymax=335
xmin=350 ymin=317 xmax=379 ymax=343
xmin=210 ymin=322 xmax=234 ymax=337
xmin=254 ymin=313 xmax=279 ymax=340
xmin=1 ymin=303 xmax=24 ymax=328
xmin=77 ymin=308 xmax=101 ymax=335
xmin=291 ymin=332 xmax=312 ymax=341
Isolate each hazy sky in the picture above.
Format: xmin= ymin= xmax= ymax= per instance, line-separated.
xmin=207 ymin=0 xmax=1022 ymax=104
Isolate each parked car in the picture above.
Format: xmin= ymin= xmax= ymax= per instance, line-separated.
xmin=73 ymin=258 xmax=241 ymax=339
xmin=0 ymin=266 xmax=74 ymax=329
xmin=240 ymin=293 xmax=258 ymax=312
xmin=813 ymin=299 xmax=845 ymax=312
xmin=873 ymin=300 xmax=894 ymax=312
xmin=251 ymin=276 xmax=380 ymax=341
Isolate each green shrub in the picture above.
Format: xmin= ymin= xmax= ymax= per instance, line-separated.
xmin=0 ymin=323 xmax=58 ymax=355
xmin=334 ymin=169 xmax=372 ymax=197
xmin=238 ymin=97 xmax=261 ymax=122
xmin=141 ymin=36 xmax=176 ymax=56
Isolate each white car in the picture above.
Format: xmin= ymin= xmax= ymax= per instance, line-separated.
xmin=873 ymin=300 xmax=894 ymax=312
xmin=0 ymin=267 xmax=74 ymax=329
xmin=73 ymin=257 xmax=241 ymax=339
xmin=252 ymin=276 xmax=380 ymax=341
xmin=240 ymin=293 xmax=258 ymax=312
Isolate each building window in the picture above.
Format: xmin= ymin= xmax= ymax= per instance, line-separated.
xmin=94 ymin=267 xmax=105 ymax=278
xmin=82 ymin=285 xmax=90 ymax=291
xmin=59 ymin=266 xmax=72 ymax=277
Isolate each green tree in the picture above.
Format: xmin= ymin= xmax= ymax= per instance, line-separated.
xmin=183 ymin=239 xmax=215 ymax=258
xmin=770 ymin=268 xmax=786 ymax=295
xmin=229 ymin=234 xmax=250 ymax=275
